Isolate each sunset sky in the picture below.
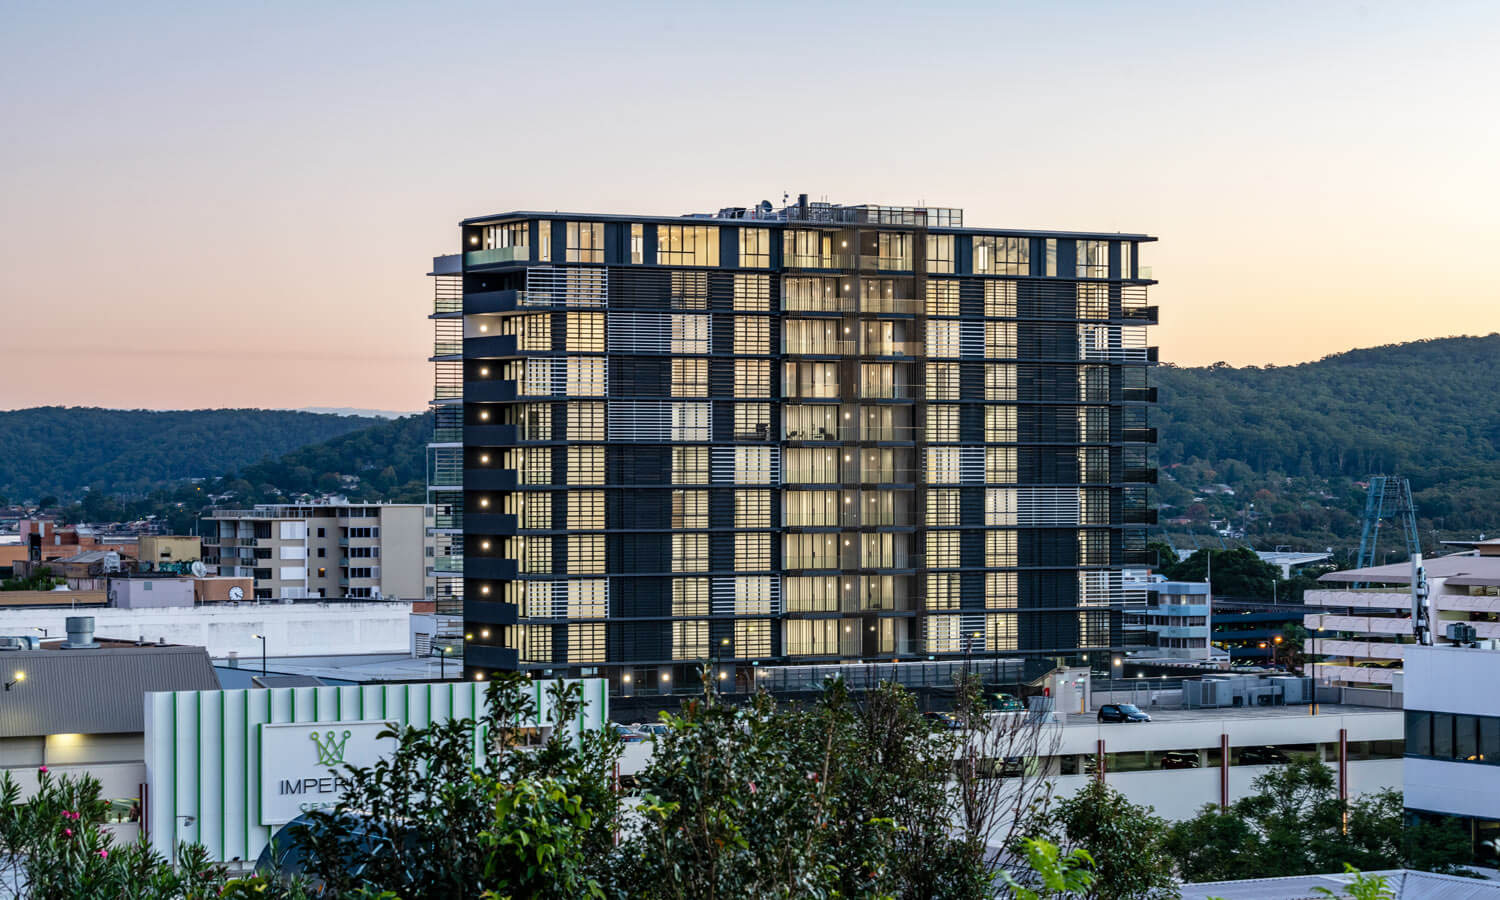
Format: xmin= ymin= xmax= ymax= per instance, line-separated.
xmin=3 ymin=1 xmax=1496 ymax=412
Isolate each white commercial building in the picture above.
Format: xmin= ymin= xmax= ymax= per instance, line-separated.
xmin=143 ymin=678 xmax=607 ymax=864
xmin=1402 ymin=644 xmax=1500 ymax=866
xmin=1304 ymin=541 xmax=1500 ymax=687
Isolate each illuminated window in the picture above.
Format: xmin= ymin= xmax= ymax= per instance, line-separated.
xmin=926 ymin=489 xmax=961 ymax=526
xmin=926 ymin=405 xmax=959 ymax=442
xmin=925 ymin=447 xmax=962 ymax=484
xmin=985 ymin=321 xmax=1016 ymax=358
xmin=785 ymin=618 xmax=839 ymax=657
xmin=1122 ymin=242 xmax=1134 ymax=279
xmin=670 ymin=271 xmax=709 ymax=309
xmin=928 ymin=321 xmax=960 ymax=358
xmin=658 ymin=225 xmax=720 ymax=267
xmin=733 ymin=316 xmax=770 ymax=355
xmin=673 ymin=620 xmax=708 ymax=660
xmin=1077 ymin=284 xmax=1110 ymax=319
xmin=986 ymin=530 xmax=1018 ymax=566
xmin=567 ymin=623 xmax=605 ymax=662
xmin=785 ymin=448 xmax=839 ymax=484
xmin=986 ymin=447 xmax=1017 ymax=483
xmin=734 ymin=620 xmax=771 ymax=657
xmin=672 ymin=578 xmax=709 ymax=616
xmin=1079 ymin=407 xmax=1111 ymax=443
xmin=985 ymin=488 xmax=1017 ymax=526
xmin=733 ymin=274 xmax=771 ymax=311
xmin=1076 ymin=240 xmax=1108 ymax=278
xmin=513 ymin=624 xmax=552 ymax=663
xmin=785 ymin=575 xmax=838 ymax=612
xmin=673 ymin=447 xmax=709 ymax=484
xmin=511 ymin=313 xmax=552 ymax=351
xmin=926 ymin=615 xmax=962 ymax=653
xmin=986 ymin=613 xmax=1018 ymax=651
xmin=735 ymin=489 xmax=772 ymax=527
xmin=983 ymin=281 xmax=1017 ymax=317
xmin=671 ymin=358 xmax=708 ymax=397
xmin=986 ymin=573 xmax=1018 ymax=608
xmin=926 ymin=281 xmax=959 ymax=317
xmin=928 ymin=363 xmax=960 ymax=401
xmin=672 ymin=533 xmax=709 ymax=572
xmin=670 ymin=314 xmax=710 ymax=353
xmin=926 ymin=234 xmax=954 ymax=274
xmin=877 ymin=232 xmax=912 ymax=270
xmin=630 ymin=223 xmax=645 ymax=264
xmin=927 ymin=572 xmax=961 ymax=609
xmin=565 ymin=312 xmax=604 ymax=352
xmin=567 ymin=534 xmax=605 ymax=574
xmin=565 ymin=222 xmax=604 ymax=263
xmin=520 ymin=494 xmax=551 ymax=530
xmin=1045 ymin=238 xmax=1057 ymax=277
xmin=564 ymin=358 xmax=606 ymax=395
xmin=985 ymin=364 xmax=1016 ymax=401
xmin=567 ymin=491 xmax=604 ymax=529
xmin=671 ymin=490 xmax=708 ymax=529
xmin=738 ymin=228 xmax=771 ymax=268
xmin=926 ymin=530 xmax=960 ymax=568
xmin=520 ymin=535 xmax=553 ymax=574
xmin=1080 ymin=530 xmax=1111 ymax=566
xmin=567 ymin=401 xmax=604 ymax=440
xmin=481 ymin=222 xmax=529 ymax=256
xmin=733 ymin=403 xmax=770 ymax=441
xmin=734 ymin=359 xmax=771 ymax=397
xmin=538 ymin=219 xmax=552 ymax=261
xmin=784 ymin=229 xmax=833 ymax=268
xmin=985 ymin=406 xmax=1017 ymax=442
xmin=973 ymin=235 xmax=1028 ymax=275
xmin=733 ymin=446 xmax=774 ymax=483
xmin=735 ymin=533 xmax=772 ymax=570
xmin=566 ymin=446 xmax=604 ymax=485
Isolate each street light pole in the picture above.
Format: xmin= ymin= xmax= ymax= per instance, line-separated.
xmin=439 ymin=645 xmax=451 ymax=680
xmin=252 ymin=634 xmax=266 ymax=677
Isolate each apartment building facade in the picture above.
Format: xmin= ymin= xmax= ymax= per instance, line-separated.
xmin=434 ymin=199 xmax=1158 ymax=688
xmin=1305 ymin=540 xmax=1500 ymax=687
xmin=201 ymin=503 xmax=434 ymax=602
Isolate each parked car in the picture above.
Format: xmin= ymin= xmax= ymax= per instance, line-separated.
xmin=631 ymin=722 xmax=669 ymax=738
xmin=922 ymin=711 xmax=962 ymax=730
xmin=1238 ymin=745 xmax=1290 ymax=765
xmin=1097 ymin=703 xmax=1151 ymax=723
xmin=989 ymin=692 xmax=1026 ymax=712
xmin=610 ymin=723 xmax=647 ymax=743
xmin=1159 ymin=751 xmax=1201 ymax=770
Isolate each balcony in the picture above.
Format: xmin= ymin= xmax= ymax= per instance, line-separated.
xmin=782 ymin=339 xmax=855 ymax=356
xmin=1122 ymin=387 xmax=1158 ymax=403
xmin=1122 ymin=427 xmax=1158 ymax=444
xmin=465 ymin=289 xmax=524 ymax=314
xmin=1120 ymin=549 xmax=1157 ymax=566
xmin=466 ymin=513 xmax=519 ymax=536
xmin=433 ymin=555 xmax=465 ymax=574
xmin=1122 ymin=468 xmax=1158 ymax=484
xmin=1122 ymin=509 xmax=1159 ymax=525
xmin=862 ymin=341 xmax=921 ymax=358
xmin=464 ymin=334 xmax=520 ymax=358
xmin=464 ymin=423 xmax=519 ymax=445
xmin=466 ymin=468 xmax=519 ymax=491
xmin=466 ymin=644 xmax=520 ymax=669
xmin=1121 ymin=305 xmax=1159 ymax=325
xmin=465 ymin=380 xmax=519 ymax=403
xmin=465 ymin=246 xmax=531 ymax=268
xmin=466 ymin=557 xmax=519 ymax=580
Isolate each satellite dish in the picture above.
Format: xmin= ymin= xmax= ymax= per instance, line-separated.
xmin=190 ymin=562 xmax=207 ymax=578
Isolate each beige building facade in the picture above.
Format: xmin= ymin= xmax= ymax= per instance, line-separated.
xmin=202 ymin=503 xmax=434 ymax=602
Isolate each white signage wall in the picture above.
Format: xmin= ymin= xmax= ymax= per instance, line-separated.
xmin=143 ymin=679 xmax=607 ymax=864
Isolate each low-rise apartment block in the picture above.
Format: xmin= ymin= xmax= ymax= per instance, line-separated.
xmin=201 ymin=503 xmax=435 ymax=602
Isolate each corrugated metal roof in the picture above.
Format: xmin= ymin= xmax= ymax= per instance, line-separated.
xmin=0 ymin=645 xmax=219 ymax=737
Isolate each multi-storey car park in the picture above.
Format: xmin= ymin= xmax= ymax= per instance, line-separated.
xmin=427 ymin=197 xmax=1158 ymax=690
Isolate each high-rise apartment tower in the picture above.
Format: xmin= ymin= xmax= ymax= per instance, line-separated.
xmin=429 ymin=199 xmax=1158 ymax=689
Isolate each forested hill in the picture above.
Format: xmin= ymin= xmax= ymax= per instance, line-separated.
xmin=1154 ymin=334 xmax=1500 ymax=542
xmin=0 ymin=407 xmax=380 ymax=503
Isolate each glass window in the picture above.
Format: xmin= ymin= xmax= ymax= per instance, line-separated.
xmin=733 ymin=274 xmax=771 ymax=311
xmin=986 ymin=613 xmax=1018 ymax=650
xmin=669 ymin=271 xmax=709 ymax=309
xmin=985 ymin=406 xmax=1017 ymax=442
xmin=630 ymin=223 xmax=645 ymax=264
xmin=973 ymin=236 xmax=1028 ymax=275
xmin=785 ymin=618 xmax=839 ymax=657
xmin=733 ymin=317 xmax=770 ymax=354
xmin=986 ymin=447 xmax=1016 ymax=483
xmin=482 ymin=222 xmax=530 ymax=256
xmin=567 ymin=401 xmax=604 ymax=440
xmin=1077 ymin=284 xmax=1110 ymax=319
xmin=566 ymin=534 xmax=605 ymax=574
xmin=671 ymin=358 xmax=708 ymax=397
xmin=734 ymin=359 xmax=771 ymax=398
xmin=672 ymin=533 xmax=709 ymax=572
xmin=928 ymin=362 xmax=959 ymax=401
xmin=735 ymin=489 xmax=772 ymax=527
xmin=564 ymin=358 xmax=606 ymax=395
xmin=926 ymin=489 xmax=961 ymax=526
xmin=925 ymin=447 xmax=962 ymax=483
xmin=672 ymin=490 xmax=708 ymax=529
xmin=736 ymin=533 xmax=772 ymax=570
xmin=986 ymin=322 xmax=1016 ymax=358
xmin=928 ymin=572 xmax=960 ymax=609
xmin=658 ymin=225 xmax=720 ymax=267
xmin=672 ymin=577 xmax=709 ymax=616
xmin=1045 ymin=238 xmax=1057 ymax=277
xmin=567 ymin=623 xmax=604 ymax=663
xmin=734 ymin=620 xmax=771 ymax=657
xmin=1433 ymin=713 xmax=1455 ymax=758
xmin=929 ymin=321 xmax=961 ymax=358
xmin=986 ymin=488 xmax=1017 ymax=526
xmin=565 ymin=312 xmax=604 ymax=352
xmin=566 ymin=446 xmax=604 ymax=485
xmin=927 ymin=405 xmax=960 ymax=442
xmin=734 ymin=403 xmax=771 ymax=440
xmin=926 ymin=530 xmax=960 ymax=568
xmin=986 ymin=572 xmax=1018 ymax=607
xmin=673 ymin=447 xmax=709 ymax=484
xmin=538 ymin=219 xmax=552 ymax=261
xmin=566 ymin=222 xmax=604 ymax=263
xmin=784 ymin=229 xmax=833 ymax=268
xmin=986 ymin=530 xmax=1017 ymax=566
xmin=985 ymin=364 xmax=1016 ymax=401
xmin=567 ymin=492 xmax=604 ymax=529
xmin=984 ymin=281 xmax=1017 ymax=318
xmin=926 ymin=281 xmax=959 ymax=317
xmin=673 ymin=619 xmax=708 ymax=659
xmin=926 ymin=234 xmax=954 ymax=274
xmin=877 ymin=232 xmax=912 ymax=270
xmin=1076 ymin=240 xmax=1108 ymax=278
xmin=739 ymin=228 xmax=771 ymax=268
xmin=1121 ymin=242 xmax=1134 ymax=279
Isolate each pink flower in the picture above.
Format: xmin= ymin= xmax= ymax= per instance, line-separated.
xmin=748 ymin=781 xmax=757 ymax=794
xmin=98 ymin=849 xmax=108 ymax=860
xmin=63 ymin=828 xmax=72 ymax=838
xmin=37 ymin=766 xmax=47 ymax=774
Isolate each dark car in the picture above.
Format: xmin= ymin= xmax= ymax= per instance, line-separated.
xmin=1238 ymin=746 xmax=1290 ymax=765
xmin=257 ymin=813 xmax=398 ymax=888
xmin=922 ymin=711 xmax=962 ymax=730
xmin=989 ymin=692 xmax=1026 ymax=712
xmin=1160 ymin=751 xmax=1201 ymax=770
xmin=1097 ymin=703 xmax=1151 ymax=723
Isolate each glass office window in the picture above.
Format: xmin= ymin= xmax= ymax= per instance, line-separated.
xmin=658 ymin=225 xmax=720 ymax=266
xmin=565 ymin=222 xmax=604 ymax=263
xmin=630 ymin=223 xmax=645 ymax=264
xmin=973 ymin=236 xmax=1028 ymax=275
xmin=739 ymin=227 xmax=771 ymax=268
xmin=1076 ymin=240 xmax=1108 ymax=278
xmin=926 ymin=234 xmax=954 ymax=274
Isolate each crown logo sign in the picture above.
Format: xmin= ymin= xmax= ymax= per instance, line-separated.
xmin=310 ymin=729 xmax=353 ymax=766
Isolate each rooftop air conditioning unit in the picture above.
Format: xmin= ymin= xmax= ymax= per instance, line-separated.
xmin=1446 ymin=622 xmax=1478 ymax=645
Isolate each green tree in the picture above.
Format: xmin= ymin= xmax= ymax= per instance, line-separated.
xmin=1018 ymin=780 xmax=1179 ymax=900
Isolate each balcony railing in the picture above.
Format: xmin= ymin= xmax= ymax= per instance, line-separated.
xmin=783 ymin=339 xmax=855 ymax=355
xmin=465 ymin=246 xmax=531 ymax=267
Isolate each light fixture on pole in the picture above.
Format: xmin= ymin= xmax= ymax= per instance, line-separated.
xmin=252 ymin=634 xmax=267 ymax=677
xmin=4 ymin=671 xmax=24 ymax=691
